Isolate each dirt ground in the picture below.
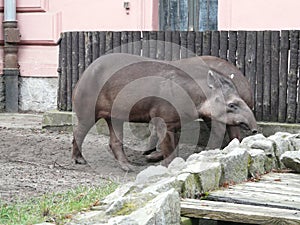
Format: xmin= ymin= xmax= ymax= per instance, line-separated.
xmin=0 ymin=114 xmax=197 ymax=203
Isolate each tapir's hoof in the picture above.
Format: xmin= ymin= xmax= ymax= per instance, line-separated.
xmin=145 ymin=151 xmax=164 ymax=162
xmin=119 ymin=161 xmax=135 ymax=172
xmin=74 ymin=156 xmax=87 ymax=165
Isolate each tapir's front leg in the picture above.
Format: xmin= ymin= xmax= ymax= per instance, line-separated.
xmin=106 ymin=119 xmax=134 ymax=172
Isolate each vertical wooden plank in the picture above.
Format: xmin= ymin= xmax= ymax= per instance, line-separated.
xmin=211 ymin=30 xmax=220 ymax=57
xmin=219 ymin=31 xmax=228 ymax=60
xmin=263 ymin=31 xmax=271 ymax=121
xmin=92 ymin=32 xmax=99 ymax=61
xmin=287 ymin=30 xmax=299 ymax=123
xmin=170 ymin=0 xmax=179 ymax=30
xmin=60 ymin=32 xmax=67 ymax=111
xmin=202 ymin=30 xmax=211 ymax=55
xmin=112 ymin=32 xmax=121 ymax=53
xmin=85 ymin=32 xmax=93 ymax=68
xmin=66 ymin=32 xmax=72 ymax=111
xmin=121 ymin=31 xmax=128 ymax=53
xmin=71 ymin=32 xmax=79 ymax=92
xmin=188 ymin=0 xmax=194 ymax=31
xmin=172 ymin=31 xmax=180 ymax=60
xmin=270 ymin=31 xmax=280 ymax=122
xmin=57 ymin=34 xmax=62 ymax=110
xmin=236 ymin=31 xmax=246 ymax=74
xmin=133 ymin=31 xmax=141 ymax=55
xmin=105 ymin=31 xmax=113 ymax=54
xmin=193 ymin=0 xmax=199 ymax=31
xmin=195 ymin=31 xmax=203 ymax=56
xmin=278 ymin=31 xmax=289 ymax=122
xmin=159 ymin=0 xmax=169 ymax=30
xmin=142 ymin=31 xmax=150 ymax=57
xmin=78 ymin=32 xmax=85 ymax=78
xmin=180 ymin=31 xmax=188 ymax=58
xmin=157 ymin=31 xmax=165 ymax=60
xmin=127 ymin=31 xmax=134 ymax=54
xmin=245 ymin=31 xmax=257 ymax=111
xmin=255 ymin=31 xmax=264 ymax=121
xmin=165 ymin=31 xmax=172 ymax=61
xmin=187 ymin=31 xmax=196 ymax=58
xmin=149 ymin=31 xmax=157 ymax=59
xmin=297 ymin=38 xmax=300 ymax=123
xmin=99 ymin=31 xmax=106 ymax=56
xmin=228 ymin=31 xmax=237 ymax=65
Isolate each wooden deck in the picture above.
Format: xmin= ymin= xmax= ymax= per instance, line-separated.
xmin=181 ymin=172 xmax=300 ymax=224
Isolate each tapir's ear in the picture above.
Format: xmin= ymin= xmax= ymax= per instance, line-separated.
xmin=207 ymin=70 xmax=219 ymax=89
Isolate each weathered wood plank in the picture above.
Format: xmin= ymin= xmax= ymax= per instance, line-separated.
xmin=99 ymin=31 xmax=106 ymax=56
xmin=66 ymin=32 xmax=72 ymax=111
xmin=60 ymin=32 xmax=67 ymax=111
xmin=245 ymin=31 xmax=256 ymax=110
xmin=92 ymin=32 xmax=99 ymax=61
xmin=121 ymin=31 xmax=128 ymax=53
xmin=236 ymin=31 xmax=246 ymax=74
xmin=84 ymin=32 xmax=93 ymax=68
xmin=287 ymin=30 xmax=299 ymax=123
xmin=171 ymin=31 xmax=180 ymax=60
xmin=228 ymin=31 xmax=237 ymax=65
xmin=278 ymin=30 xmax=289 ymax=122
xmin=195 ymin=32 xmax=203 ymax=56
xmin=181 ymin=199 xmax=300 ymax=225
xmin=180 ymin=31 xmax=188 ymax=59
xmin=105 ymin=31 xmax=113 ymax=54
xmin=211 ymin=30 xmax=219 ymax=57
xmin=112 ymin=31 xmax=121 ymax=53
xmin=133 ymin=31 xmax=141 ymax=55
xmin=156 ymin=31 xmax=165 ymax=60
xmin=187 ymin=31 xmax=196 ymax=58
xmin=219 ymin=31 xmax=228 ymax=60
xmin=142 ymin=31 xmax=149 ymax=58
xmin=71 ymin=32 xmax=79 ymax=91
xmin=78 ymin=32 xmax=85 ymax=78
xmin=202 ymin=31 xmax=211 ymax=55
xmin=255 ymin=31 xmax=264 ymax=120
xmin=165 ymin=31 xmax=172 ymax=61
xmin=270 ymin=31 xmax=280 ymax=121
xmin=149 ymin=31 xmax=157 ymax=59
xmin=127 ymin=31 xmax=133 ymax=54
xmin=263 ymin=31 xmax=271 ymax=121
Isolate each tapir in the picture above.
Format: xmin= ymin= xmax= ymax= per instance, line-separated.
xmin=143 ymin=56 xmax=255 ymax=161
xmin=72 ymin=53 xmax=257 ymax=171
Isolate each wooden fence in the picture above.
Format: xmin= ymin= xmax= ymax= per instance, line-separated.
xmin=58 ymin=30 xmax=300 ymax=123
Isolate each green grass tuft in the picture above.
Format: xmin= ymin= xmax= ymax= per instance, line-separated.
xmin=0 ymin=182 xmax=118 ymax=225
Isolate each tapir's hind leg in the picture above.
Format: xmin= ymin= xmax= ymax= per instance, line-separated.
xmin=106 ymin=119 xmax=134 ymax=172
xmin=72 ymin=120 xmax=94 ymax=164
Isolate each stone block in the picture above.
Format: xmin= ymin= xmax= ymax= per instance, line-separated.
xmin=248 ymin=149 xmax=266 ymax=176
xmin=219 ymin=148 xmax=250 ymax=185
xmin=280 ymin=151 xmax=300 ymax=173
xmin=135 ymin=165 xmax=168 ymax=185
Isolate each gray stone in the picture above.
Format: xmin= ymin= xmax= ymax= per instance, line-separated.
xmin=19 ymin=77 xmax=58 ymax=112
xmin=168 ymin=157 xmax=187 ymax=174
xmin=141 ymin=177 xmax=182 ymax=195
xmin=222 ymin=138 xmax=240 ymax=154
xmin=135 ymin=165 xmax=168 ymax=184
xmin=103 ymin=182 xmax=135 ymax=205
xmin=220 ymin=147 xmax=250 ymax=185
xmin=198 ymin=162 xmax=222 ymax=192
xmin=248 ymin=149 xmax=266 ymax=176
xmin=288 ymin=133 xmax=300 ymax=151
xmin=268 ymin=132 xmax=295 ymax=168
xmin=108 ymin=189 xmax=180 ymax=225
xmin=280 ymin=151 xmax=300 ymax=173
xmin=181 ymin=173 xmax=202 ymax=199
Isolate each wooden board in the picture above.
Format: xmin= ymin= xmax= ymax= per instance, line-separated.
xmin=181 ymin=199 xmax=300 ymax=225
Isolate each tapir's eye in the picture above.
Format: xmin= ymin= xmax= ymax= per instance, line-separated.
xmin=227 ymin=103 xmax=237 ymax=111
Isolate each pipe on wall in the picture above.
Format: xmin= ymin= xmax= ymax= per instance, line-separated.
xmin=3 ymin=0 xmax=20 ymax=112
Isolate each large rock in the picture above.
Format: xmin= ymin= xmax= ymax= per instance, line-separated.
xmin=135 ymin=165 xmax=168 ymax=184
xmin=280 ymin=151 xmax=300 ymax=173
xmin=247 ymin=149 xmax=266 ymax=176
xmin=241 ymin=133 xmax=277 ymax=170
xmin=108 ymin=188 xmax=180 ymax=225
xmin=219 ymin=147 xmax=250 ymax=185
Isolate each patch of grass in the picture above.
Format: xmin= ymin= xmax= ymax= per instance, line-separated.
xmin=0 ymin=182 xmax=118 ymax=225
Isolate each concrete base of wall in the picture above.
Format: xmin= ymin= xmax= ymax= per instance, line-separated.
xmin=42 ymin=110 xmax=300 ymax=146
xmin=19 ymin=77 xmax=58 ymax=112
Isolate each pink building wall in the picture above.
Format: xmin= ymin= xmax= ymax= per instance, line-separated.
xmin=0 ymin=0 xmax=159 ymax=78
xmin=1 ymin=0 xmax=300 ymax=78
xmin=218 ymin=0 xmax=300 ymax=30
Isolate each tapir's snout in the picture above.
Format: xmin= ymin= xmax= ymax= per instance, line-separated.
xmin=251 ymin=129 xmax=258 ymax=134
